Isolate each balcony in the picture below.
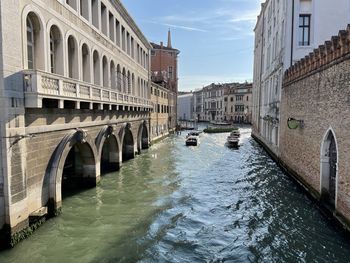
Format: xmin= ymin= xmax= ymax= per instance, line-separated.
xmin=23 ymin=70 xmax=152 ymax=110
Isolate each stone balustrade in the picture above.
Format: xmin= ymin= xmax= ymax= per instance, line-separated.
xmin=23 ymin=70 xmax=152 ymax=110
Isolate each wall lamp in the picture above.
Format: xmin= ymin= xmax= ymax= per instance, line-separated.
xmin=287 ymin=118 xmax=304 ymax=129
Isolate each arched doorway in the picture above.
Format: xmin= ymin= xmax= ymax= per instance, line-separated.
xmin=122 ymin=125 xmax=135 ymax=161
xmin=320 ymin=130 xmax=338 ymax=207
xmin=100 ymin=135 xmax=120 ymax=173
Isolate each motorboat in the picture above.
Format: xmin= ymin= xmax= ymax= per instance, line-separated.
xmin=186 ymin=131 xmax=201 ymax=137
xmin=226 ymin=136 xmax=239 ymax=148
xmin=186 ymin=136 xmax=199 ymax=146
xmin=226 ymin=130 xmax=240 ymax=148
xmin=230 ymin=130 xmax=240 ymax=138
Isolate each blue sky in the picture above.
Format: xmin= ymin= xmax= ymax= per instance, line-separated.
xmin=122 ymin=0 xmax=263 ymax=91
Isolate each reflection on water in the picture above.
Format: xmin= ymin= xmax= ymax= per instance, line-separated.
xmin=1 ymin=127 xmax=350 ymax=263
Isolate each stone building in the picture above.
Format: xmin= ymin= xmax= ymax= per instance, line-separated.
xmin=150 ymin=82 xmax=175 ymax=141
xmin=223 ymin=83 xmax=252 ymax=124
xmin=151 ymin=31 xmax=180 ymax=132
xmin=252 ymin=0 xmax=350 ymax=155
xmin=0 ymin=0 xmax=153 ymax=245
xmin=193 ymin=83 xmax=252 ymax=123
xmin=279 ymin=25 xmax=350 ymax=228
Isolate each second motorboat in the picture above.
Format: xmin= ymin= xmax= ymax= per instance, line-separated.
xmin=185 ymin=131 xmax=201 ymax=146
xmin=226 ymin=129 xmax=240 ymax=148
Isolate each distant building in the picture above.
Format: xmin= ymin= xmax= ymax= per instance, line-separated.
xmin=150 ymin=82 xmax=175 ymax=140
xmin=224 ymin=83 xmax=252 ymax=124
xmin=193 ymin=83 xmax=252 ymax=123
xmin=177 ymin=93 xmax=194 ymax=121
xmin=150 ymin=31 xmax=180 ymax=131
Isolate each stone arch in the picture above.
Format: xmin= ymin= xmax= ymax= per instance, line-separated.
xmin=137 ymin=121 xmax=149 ymax=153
xmin=96 ymin=126 xmax=121 ymax=173
xmin=120 ymin=123 xmax=135 ymax=161
xmin=81 ymin=42 xmax=91 ymax=83
xmin=320 ymin=128 xmax=339 ymax=208
xmin=45 ymin=130 xmax=100 ymax=215
xmin=67 ymin=34 xmax=79 ymax=79
xmin=48 ymin=23 xmax=64 ymax=75
xmin=22 ymin=7 xmax=46 ymax=70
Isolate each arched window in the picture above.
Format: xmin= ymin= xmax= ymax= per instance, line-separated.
xmin=137 ymin=77 xmax=140 ymax=97
xmin=122 ymin=68 xmax=127 ymax=93
xmin=26 ymin=13 xmax=44 ymax=70
xmin=93 ymin=50 xmax=100 ymax=85
xmin=116 ymin=65 xmax=122 ymax=91
xmin=82 ymin=44 xmax=90 ymax=82
xmin=127 ymin=71 xmax=131 ymax=94
xmin=110 ymin=61 xmax=116 ymax=90
xmin=27 ymin=17 xmax=35 ymax=69
xmin=131 ymin=73 xmax=135 ymax=95
xmin=49 ymin=25 xmax=63 ymax=75
xmin=67 ymin=36 xmax=79 ymax=79
xmin=102 ymin=56 xmax=108 ymax=87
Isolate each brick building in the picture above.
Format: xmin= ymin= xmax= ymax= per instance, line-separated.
xmin=277 ymin=26 xmax=350 ymax=227
xmin=150 ymin=31 xmax=180 ymax=131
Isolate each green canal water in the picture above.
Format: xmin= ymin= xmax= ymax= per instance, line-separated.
xmin=1 ymin=127 xmax=350 ymax=262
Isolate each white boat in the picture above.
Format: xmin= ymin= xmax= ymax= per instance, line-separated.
xmin=186 ymin=136 xmax=199 ymax=146
xmin=226 ymin=130 xmax=240 ymax=148
xmin=186 ymin=131 xmax=201 ymax=138
xmin=226 ymin=136 xmax=239 ymax=148
xmin=230 ymin=130 xmax=240 ymax=138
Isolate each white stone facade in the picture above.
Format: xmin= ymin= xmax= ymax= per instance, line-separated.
xmin=177 ymin=93 xmax=194 ymax=121
xmin=252 ymin=0 xmax=350 ymax=154
xmin=0 ymin=0 xmax=152 ymax=235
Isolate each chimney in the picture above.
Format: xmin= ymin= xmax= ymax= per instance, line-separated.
xmin=160 ymin=41 xmax=163 ymax=48
xmin=167 ymin=29 xmax=172 ymax=48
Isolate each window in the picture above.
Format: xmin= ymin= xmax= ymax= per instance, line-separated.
xmin=235 ymin=105 xmax=244 ymax=112
xmin=92 ymin=0 xmax=99 ymax=28
xmin=49 ymin=26 xmax=63 ymax=75
xmin=299 ymin=14 xmax=311 ymax=46
xmin=236 ymin=95 xmax=244 ymax=101
xmin=26 ymin=17 xmax=35 ymax=69
xmin=101 ymin=3 xmax=107 ymax=36
xmin=168 ymin=66 xmax=173 ymax=80
xmin=66 ymin=0 xmax=77 ymax=10
xmin=151 ymin=50 xmax=155 ymax=56
xmin=80 ymin=0 xmax=89 ymax=20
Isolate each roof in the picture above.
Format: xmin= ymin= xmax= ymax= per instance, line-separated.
xmin=151 ymin=42 xmax=180 ymax=53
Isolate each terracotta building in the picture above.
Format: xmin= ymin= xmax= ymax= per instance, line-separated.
xmin=150 ymin=31 xmax=180 ymax=131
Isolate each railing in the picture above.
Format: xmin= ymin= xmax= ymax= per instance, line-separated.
xmin=23 ymin=70 xmax=152 ymax=108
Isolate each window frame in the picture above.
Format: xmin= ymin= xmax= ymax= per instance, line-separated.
xmin=299 ymin=14 xmax=311 ymax=46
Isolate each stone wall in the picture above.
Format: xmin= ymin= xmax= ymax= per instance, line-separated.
xmin=4 ymin=107 xmax=150 ymax=243
xmin=281 ymin=30 xmax=350 ymax=223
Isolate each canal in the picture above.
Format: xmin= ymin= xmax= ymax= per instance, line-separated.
xmin=1 ymin=127 xmax=350 ymax=262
